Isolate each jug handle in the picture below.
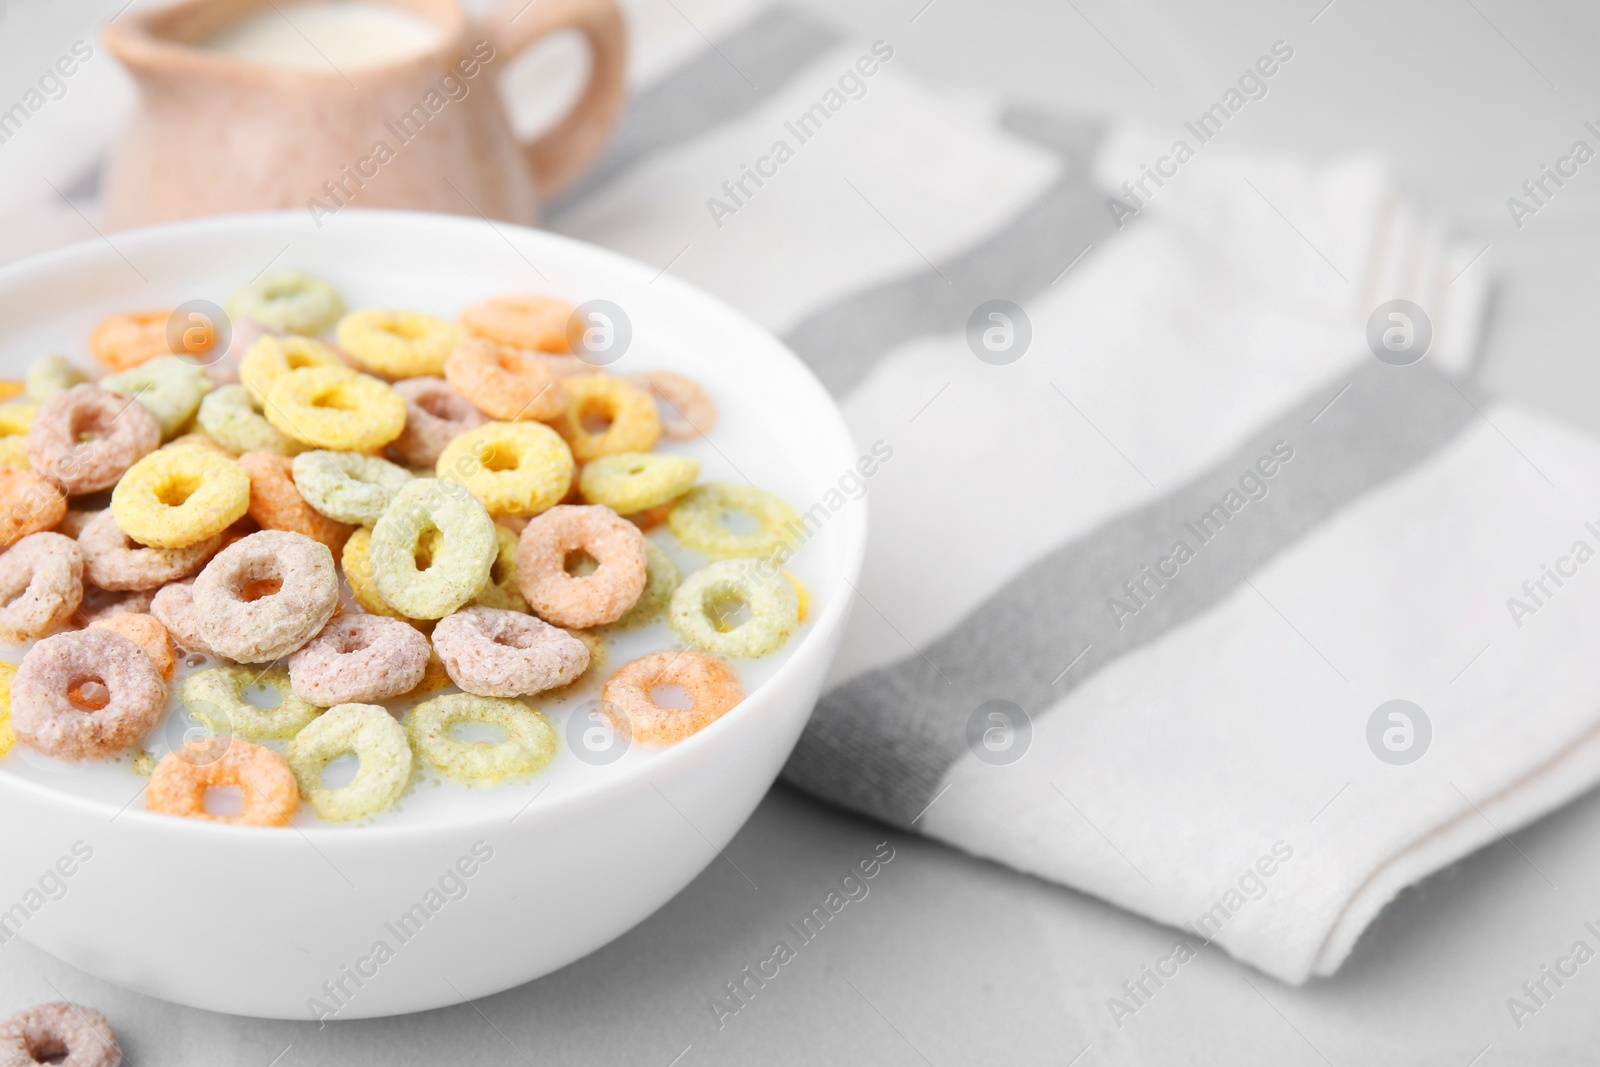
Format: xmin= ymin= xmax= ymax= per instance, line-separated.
xmin=485 ymin=0 xmax=628 ymax=199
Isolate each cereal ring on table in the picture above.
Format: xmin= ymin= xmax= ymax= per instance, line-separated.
xmin=291 ymin=450 xmax=413 ymax=525
xmin=406 ymin=693 xmax=556 ymax=783
xmin=0 ymin=468 xmax=65 ymax=547
xmin=27 ymin=384 xmax=162 ymax=494
xmin=226 ymin=270 xmax=345 ymax=335
xmin=182 ymin=665 xmax=321 ymax=739
xmin=77 ymin=508 xmax=218 ymax=590
xmin=238 ymin=452 xmax=352 ymax=556
xmin=626 ymin=370 xmax=717 ymax=440
xmin=101 ymin=355 xmax=214 ymax=440
xmin=288 ymin=614 xmax=430 ymax=706
xmin=0 ymin=1001 xmax=122 ymax=1067
xmin=443 ymin=337 xmax=567 ymax=422
xmin=146 ymin=736 xmax=298 ymax=826
xmin=239 ymin=335 xmax=348 ymax=406
xmin=601 ymin=649 xmax=743 ymax=744
xmin=551 ymin=375 xmax=661 ymax=463
xmin=89 ymin=612 xmax=175 ymax=680
xmin=387 ymin=377 xmax=486 ymax=468
xmin=515 ymin=504 xmax=647 ymax=628
xmin=579 ymin=452 xmax=699 ymax=514
xmin=191 ymin=529 xmax=339 ymax=662
xmin=287 ymin=702 xmax=412 ymax=821
xmin=11 ymin=628 xmax=165 ymax=760
xmin=471 ymin=524 xmax=527 ymax=612
xmin=263 ymin=366 xmax=406 ymax=452
xmin=670 ymin=558 xmax=800 ymax=657
xmin=197 ymin=384 xmax=303 ymax=456
xmin=669 ymin=482 xmax=800 ymax=560
xmin=0 ymin=663 xmax=16 ymax=759
xmin=337 ymin=309 xmax=464 ymax=378
xmin=370 ymin=478 xmax=497 ymax=620
xmin=150 ymin=580 xmax=214 ymax=657
xmin=459 ymin=293 xmax=574 ymax=352
xmin=606 ymin=539 xmax=679 ymax=629
xmin=89 ymin=310 xmax=173 ymax=371
xmin=433 ymin=606 xmax=589 ymax=697
xmin=0 ymin=403 xmax=35 ymax=469
xmin=110 ymin=445 xmax=250 ymax=549
xmin=436 ymin=421 xmax=573 ymax=517
xmin=24 ymin=354 xmax=89 ymax=402
xmin=0 ymin=533 xmax=82 ymax=642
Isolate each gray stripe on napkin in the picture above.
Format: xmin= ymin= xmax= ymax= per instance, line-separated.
xmin=783 ymin=360 xmax=1480 ymax=825
xmin=546 ymin=7 xmax=842 ymax=215
xmin=782 ymin=107 xmax=1112 ymax=396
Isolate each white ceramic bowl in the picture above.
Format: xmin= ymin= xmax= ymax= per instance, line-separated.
xmin=0 ymin=211 xmax=865 ymax=1019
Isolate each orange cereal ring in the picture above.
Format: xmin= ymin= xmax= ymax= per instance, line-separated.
xmin=89 ymin=611 xmax=176 ymax=680
xmin=146 ymin=736 xmax=299 ymax=826
xmin=600 ymin=649 xmax=744 ymax=744
xmin=443 ymin=337 xmax=567 ymax=422
xmin=626 ymin=370 xmax=717 ymax=440
xmin=0 ymin=468 xmax=66 ymax=547
xmin=551 ymin=375 xmax=661 ymax=463
xmin=89 ymin=310 xmax=175 ymax=371
xmin=0 ymin=381 xmax=24 ymax=402
xmin=238 ymin=452 xmax=353 ymax=556
xmin=460 ymin=293 xmax=574 ymax=352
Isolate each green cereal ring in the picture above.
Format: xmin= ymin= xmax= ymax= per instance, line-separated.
xmin=197 ymin=384 xmax=304 ymax=456
xmin=181 ymin=665 xmax=323 ymax=740
xmin=606 ymin=539 xmax=679 ymax=629
xmin=668 ymin=482 xmax=800 ymax=559
xmin=580 ymin=452 xmax=700 ymax=514
xmin=292 ymin=450 xmax=414 ymax=525
xmin=370 ymin=478 xmax=497 ymax=619
xmin=227 ymin=270 xmax=346 ymax=335
xmin=473 ymin=524 xmax=528 ymax=612
xmin=405 ymin=693 xmax=556 ymax=784
xmin=25 ymin=353 xmax=88 ymax=402
xmin=102 ymin=355 xmax=215 ymax=440
xmin=287 ymin=702 xmax=412 ymax=821
xmin=669 ymin=558 xmax=800 ymax=657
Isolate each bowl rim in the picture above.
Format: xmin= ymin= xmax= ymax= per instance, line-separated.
xmin=0 ymin=208 xmax=869 ymax=842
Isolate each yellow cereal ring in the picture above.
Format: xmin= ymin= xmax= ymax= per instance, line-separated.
xmin=786 ymin=572 xmax=810 ymax=622
xmin=0 ymin=403 xmax=35 ymax=469
xmin=110 ymin=444 xmax=251 ymax=548
xmin=340 ymin=527 xmax=433 ymax=634
xmin=551 ymin=375 xmax=661 ymax=462
xmin=239 ymin=335 xmax=348 ymax=406
xmin=668 ymin=482 xmax=800 ymax=559
xmin=0 ymin=382 xmax=23 ymax=403
xmin=336 ymin=309 xmax=463 ymax=378
xmin=579 ymin=452 xmax=699 ymax=514
xmin=0 ymin=662 xmax=15 ymax=758
xmin=436 ymin=421 xmax=573 ymax=517
xmin=263 ymin=366 xmax=406 ymax=452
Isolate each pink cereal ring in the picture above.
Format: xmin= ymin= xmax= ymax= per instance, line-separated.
xmin=289 ymin=614 xmax=431 ymax=706
xmin=191 ymin=530 xmax=339 ymax=662
xmin=77 ymin=508 xmax=220 ymax=591
xmin=432 ymin=605 xmax=590 ymax=697
xmin=11 ymin=628 xmax=167 ymax=760
xmin=27 ymin=383 xmax=161 ymax=494
xmin=149 ymin=579 xmax=214 ymax=657
xmin=388 ymin=376 xmax=487 ymax=468
xmin=0 ymin=1001 xmax=122 ymax=1067
xmin=625 ymin=370 xmax=717 ymax=440
xmin=515 ymin=504 xmax=647 ymax=628
xmin=0 ymin=532 xmax=83 ymax=643
xmin=600 ymin=649 xmax=744 ymax=744
xmin=146 ymin=736 xmax=299 ymax=826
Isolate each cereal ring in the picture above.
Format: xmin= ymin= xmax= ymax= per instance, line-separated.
xmin=286 ymin=702 xmax=412 ymax=821
xmin=146 ymin=737 xmax=298 ymax=826
xmin=89 ymin=310 xmax=173 ymax=371
xmin=606 ymin=539 xmax=679 ymax=629
xmin=110 ymin=445 xmax=250 ymax=549
xmin=238 ymin=452 xmax=353 ymax=556
xmin=182 ymin=665 xmax=321 ymax=738
xmin=149 ymin=580 xmax=214 ymax=657
xmin=433 ymin=606 xmax=589 ymax=697
xmin=626 ymin=502 xmax=672 ymax=532
xmin=626 ymin=370 xmax=717 ymax=440
xmin=101 ymin=355 xmax=214 ymax=440
xmin=472 ymin=524 xmax=527 ymax=612
xmin=340 ymin=527 xmax=406 ymax=621
xmin=669 ymin=558 xmax=800 ymax=657
xmin=600 ymin=649 xmax=743 ymax=744
xmin=406 ymin=693 xmax=556 ymax=783
xmin=786 ymin=571 xmax=810 ymax=622
xmin=24 ymin=354 xmax=89 ymax=402
xmin=11 ymin=628 xmax=165 ymax=760
xmin=443 ymin=337 xmax=567 ymax=421
xmin=579 ymin=452 xmax=699 ymax=514
xmin=386 ymin=377 xmax=483 ymax=469
xmin=0 ymin=663 xmax=16 ymax=759
xmin=551 ymin=374 xmax=661 ymax=462
xmin=77 ymin=509 xmax=218 ymax=590
xmin=0 ymin=532 xmax=83 ymax=642
xmin=263 ymin=366 xmax=406 ymax=452
xmin=369 ymin=478 xmax=497 ymax=619
xmin=89 ymin=612 xmax=175 ymax=680
xmin=0 ymin=468 xmax=66 ymax=547
xmin=668 ymin=482 xmax=800 ymax=559
xmin=289 ymin=614 xmax=431 ymax=705
xmin=27 ymin=384 xmax=162 ymax=494
xmin=239 ymin=335 xmax=348 ymax=406
xmin=0 ymin=1001 xmax=122 ymax=1067
xmin=436 ymin=421 xmax=573 ymax=517
xmin=191 ymin=530 xmax=339 ymax=662
xmin=0 ymin=403 xmax=35 ymax=469
xmin=197 ymin=384 xmax=304 ymax=456
xmin=459 ymin=293 xmax=573 ymax=352
xmin=406 ymin=654 xmax=453 ymax=696
xmin=291 ymin=450 xmax=413 ymax=525
xmin=515 ymin=504 xmax=647 ymax=628
xmin=226 ymin=270 xmax=345 ymax=335
xmin=337 ymin=309 xmax=463 ymax=378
